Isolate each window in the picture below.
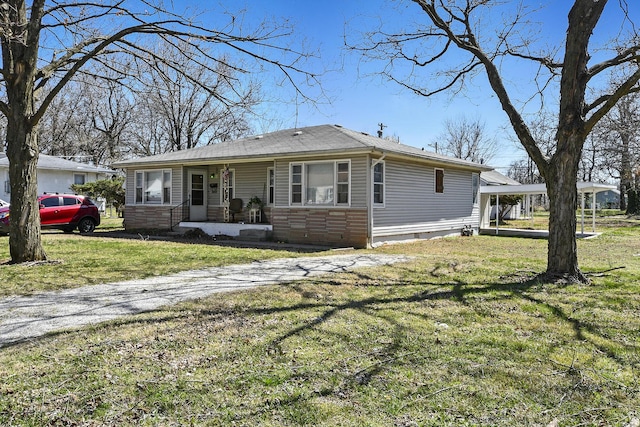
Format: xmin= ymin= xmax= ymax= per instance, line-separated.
xmin=306 ymin=162 xmax=334 ymax=205
xmin=472 ymin=173 xmax=479 ymax=204
xmin=74 ymin=174 xmax=86 ymax=185
xmin=135 ymin=172 xmax=143 ymax=203
xmin=289 ymin=161 xmax=350 ymax=206
xmin=144 ymin=171 xmax=163 ymax=203
xmin=336 ymin=162 xmax=350 ymax=204
xmin=135 ymin=170 xmax=172 ymax=204
xmin=435 ymin=168 xmax=444 ymax=194
xmin=267 ymin=168 xmax=275 ymax=205
xmin=163 ymin=171 xmax=172 ymax=204
xmin=373 ymin=161 xmax=384 ymax=205
xmin=291 ymin=164 xmax=302 ymax=204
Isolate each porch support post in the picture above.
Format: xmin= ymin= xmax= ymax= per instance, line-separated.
xmin=223 ymin=165 xmax=230 ymax=222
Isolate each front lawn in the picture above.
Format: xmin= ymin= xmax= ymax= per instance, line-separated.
xmin=0 ymin=219 xmax=638 ymax=425
xmin=0 ymin=219 xmax=331 ymax=296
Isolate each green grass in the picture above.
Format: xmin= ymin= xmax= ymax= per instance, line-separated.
xmin=0 ymin=219 xmax=638 ymax=425
xmin=0 ymin=218 xmax=332 ymax=296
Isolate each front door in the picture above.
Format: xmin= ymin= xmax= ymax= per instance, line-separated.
xmin=188 ymin=170 xmax=207 ymax=221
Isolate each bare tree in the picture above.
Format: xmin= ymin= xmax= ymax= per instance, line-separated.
xmin=81 ymin=76 xmax=134 ymax=166
xmin=435 ymin=115 xmax=496 ymax=163
xmin=592 ymin=92 xmax=640 ymax=210
xmin=39 ymin=73 xmax=133 ymax=165
xmin=38 ymin=81 xmax=85 ymax=159
xmin=135 ymin=41 xmax=257 ymax=152
xmin=352 ymin=0 xmax=640 ymax=282
xmin=0 ymin=1 xmax=317 ymax=263
xmin=507 ymin=158 xmax=541 ymax=185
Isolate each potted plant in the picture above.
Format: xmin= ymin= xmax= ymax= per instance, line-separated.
xmin=246 ymin=196 xmax=264 ymax=223
xmin=246 ymin=196 xmax=263 ymax=211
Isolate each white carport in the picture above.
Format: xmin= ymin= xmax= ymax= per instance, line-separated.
xmin=479 ymin=182 xmax=618 ymax=236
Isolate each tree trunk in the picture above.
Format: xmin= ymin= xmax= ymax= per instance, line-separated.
xmin=619 ymin=133 xmax=631 ymax=211
xmin=3 ymin=8 xmax=47 ymax=262
xmin=544 ymin=136 xmax=586 ymax=283
xmin=6 ymin=114 xmax=47 ymax=263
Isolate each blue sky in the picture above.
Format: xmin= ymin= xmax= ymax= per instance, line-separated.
xmin=173 ymin=1 xmax=637 ymax=171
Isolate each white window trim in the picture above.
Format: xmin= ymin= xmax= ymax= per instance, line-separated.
xmin=336 ymin=160 xmax=351 ymax=206
xmin=219 ymin=168 xmax=236 ymax=204
xmin=134 ymin=169 xmax=172 ymax=205
xmin=267 ymin=167 xmax=275 ymax=206
xmin=435 ymin=168 xmax=445 ymax=194
xmin=289 ymin=160 xmax=351 ymax=207
xmin=373 ymin=160 xmax=385 ymax=208
xmin=472 ymin=172 xmax=479 ymax=205
xmin=290 ymin=163 xmax=303 ymax=205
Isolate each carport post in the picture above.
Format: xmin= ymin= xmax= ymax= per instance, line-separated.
xmin=580 ymin=192 xmax=585 ymax=235
xmin=495 ymin=193 xmax=499 ymax=235
xmin=592 ymin=189 xmax=596 ymax=232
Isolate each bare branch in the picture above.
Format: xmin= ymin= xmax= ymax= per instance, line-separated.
xmin=584 ymin=67 xmax=640 ymax=134
xmin=412 ymin=0 xmax=547 ymax=168
xmin=587 ymin=44 xmax=640 ymax=81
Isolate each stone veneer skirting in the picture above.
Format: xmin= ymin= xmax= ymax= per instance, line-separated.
xmin=124 ymin=204 xmax=174 ymax=230
xmin=124 ymin=205 xmax=369 ymax=248
xmin=270 ymin=207 xmax=368 ymax=248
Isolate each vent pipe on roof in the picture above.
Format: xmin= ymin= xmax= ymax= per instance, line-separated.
xmin=293 ymin=131 xmax=302 ymax=136
xmin=377 ymin=122 xmax=387 ymax=138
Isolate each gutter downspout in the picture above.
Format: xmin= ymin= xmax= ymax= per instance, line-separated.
xmin=369 ymin=153 xmax=386 ymax=247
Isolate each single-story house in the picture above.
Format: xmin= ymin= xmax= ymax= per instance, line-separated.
xmin=0 ymin=153 xmax=115 ymax=209
xmin=113 ymin=124 xmax=493 ymax=248
xmin=480 ymin=170 xmax=523 ymax=220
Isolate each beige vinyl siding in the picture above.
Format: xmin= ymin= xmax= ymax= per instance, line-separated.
xmin=274 ymin=155 xmax=367 ymax=208
xmin=349 ymin=156 xmax=367 ymax=208
xmin=206 ymin=162 xmax=274 ymax=206
xmin=274 ymin=159 xmax=289 ymax=207
xmin=171 ymin=166 xmax=183 ymax=205
xmin=373 ymin=158 xmax=479 ymax=232
xmin=125 ymin=169 xmax=135 ymax=205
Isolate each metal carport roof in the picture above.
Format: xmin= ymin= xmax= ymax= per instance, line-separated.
xmin=479 ymin=181 xmax=618 ymax=236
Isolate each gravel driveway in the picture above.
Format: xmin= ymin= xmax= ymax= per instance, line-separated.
xmin=0 ymin=253 xmax=409 ymax=348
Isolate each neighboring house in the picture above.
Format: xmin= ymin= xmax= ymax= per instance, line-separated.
xmin=594 ymin=189 xmax=620 ymax=209
xmin=480 ymin=170 xmax=523 ymax=221
xmin=113 ymin=124 xmax=492 ymax=248
xmin=0 ymin=153 xmax=115 ymax=210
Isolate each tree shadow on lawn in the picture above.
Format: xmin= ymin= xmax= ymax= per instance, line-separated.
xmin=3 ymin=265 xmax=636 ymax=424
xmin=210 ymin=269 xmax=638 ymax=423
xmin=245 ymin=267 xmax=636 ymax=374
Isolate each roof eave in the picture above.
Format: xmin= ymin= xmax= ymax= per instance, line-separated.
xmin=112 ymin=148 xmax=379 ymax=169
xmin=377 ymin=150 xmax=493 ymax=172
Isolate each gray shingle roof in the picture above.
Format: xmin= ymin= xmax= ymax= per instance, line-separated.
xmin=112 ymin=124 xmax=493 ymax=171
xmin=481 ymin=170 xmax=521 ymax=186
xmin=0 ymin=153 xmax=114 ymax=174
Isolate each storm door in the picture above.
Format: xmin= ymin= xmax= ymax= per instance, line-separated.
xmin=188 ymin=170 xmax=207 ymax=221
